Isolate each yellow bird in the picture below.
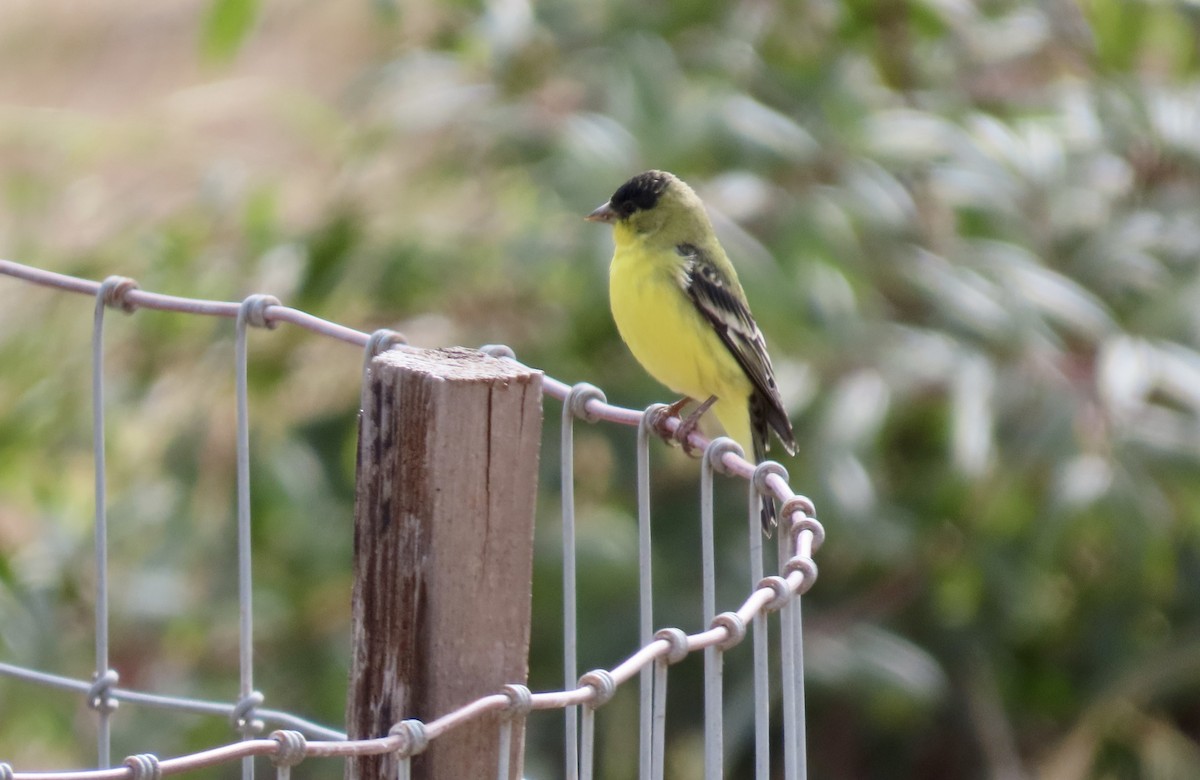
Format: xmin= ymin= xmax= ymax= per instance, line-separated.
xmin=586 ymin=170 xmax=797 ymax=531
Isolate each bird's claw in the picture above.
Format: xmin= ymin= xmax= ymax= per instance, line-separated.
xmin=647 ymin=399 xmax=688 ymax=446
xmin=648 ymin=395 xmax=717 ymax=458
xmin=673 ymin=412 xmax=705 ymax=457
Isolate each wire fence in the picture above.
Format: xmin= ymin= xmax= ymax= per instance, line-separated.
xmin=0 ymin=258 xmax=824 ymax=780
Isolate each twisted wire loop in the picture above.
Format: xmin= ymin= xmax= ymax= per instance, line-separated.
xmin=703 ymin=437 xmax=745 ymax=477
xmin=643 ymin=402 xmax=679 ymax=443
xmin=479 ymin=343 xmax=516 ymax=360
xmin=389 ymin=719 xmax=429 ymax=758
xmin=269 ymin=730 xmax=307 ymax=768
xmin=98 ymin=276 xmax=140 ymax=314
xmin=501 ymin=683 xmax=533 ymax=719
xmin=239 ymin=294 xmax=281 ymax=330
xmin=779 ymin=492 xmax=823 ymax=596
xmin=779 ymin=495 xmax=817 ymax=524
xmin=566 ymin=383 xmax=607 ymax=424
xmin=232 ymin=690 xmax=266 ymax=736
xmin=711 ymin=612 xmax=748 ymax=651
xmin=640 ymin=403 xmax=671 ymax=430
xmin=0 ymin=761 xmax=13 ymax=780
xmin=757 ymin=575 xmax=793 ymax=612
xmin=654 ymin=628 xmax=691 ymax=664
xmin=786 ymin=556 xmax=820 ymax=595
xmin=780 ymin=493 xmax=824 ymax=549
xmin=792 ymin=516 xmax=825 ymax=551
xmin=362 ymin=328 xmax=408 ymax=378
xmin=579 ymin=669 xmax=614 ymax=780
xmin=782 ymin=513 xmax=825 ymax=556
xmin=497 ymin=686 xmax=531 ymax=779
xmin=366 ymin=329 xmax=407 ymax=357
xmin=123 ymin=754 xmax=162 ymax=780
xmin=751 ymin=461 xmax=789 ymax=501
xmin=752 ymin=461 xmax=790 ymax=537
xmin=495 ymin=696 xmax=523 ymax=780
xmin=88 ymin=668 xmax=120 ymax=714
xmin=578 ymin=669 xmax=617 ymax=709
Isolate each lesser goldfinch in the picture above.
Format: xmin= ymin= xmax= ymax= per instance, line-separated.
xmin=586 ymin=170 xmax=797 ymax=531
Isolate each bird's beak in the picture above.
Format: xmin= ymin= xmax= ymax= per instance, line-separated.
xmin=585 ymin=201 xmax=618 ymax=224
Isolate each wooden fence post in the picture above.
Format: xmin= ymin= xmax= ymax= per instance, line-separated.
xmin=345 ymin=347 xmax=543 ymax=779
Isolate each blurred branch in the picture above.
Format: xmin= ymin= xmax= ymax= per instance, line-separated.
xmin=965 ymin=650 xmax=1029 ymax=780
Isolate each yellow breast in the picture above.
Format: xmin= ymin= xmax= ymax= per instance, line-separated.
xmin=607 ymin=236 xmax=749 ymax=406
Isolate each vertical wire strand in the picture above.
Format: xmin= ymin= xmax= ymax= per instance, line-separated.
xmin=397 ymin=756 xmax=411 ymax=780
xmin=794 ymin=598 xmax=807 ymax=780
xmin=700 ymin=441 xmax=723 ymax=780
xmin=580 ymin=705 xmax=596 ymax=780
xmin=778 ymin=518 xmax=798 ymax=780
xmin=749 ymin=484 xmax=770 ymax=780
xmin=235 ymin=305 xmax=256 ymax=780
xmin=652 ymin=659 xmax=668 ymax=780
xmin=90 ymin=290 xmax=114 ymax=768
xmin=561 ymin=399 xmax=579 ymax=780
xmin=793 ymin=525 xmax=810 ymax=780
xmin=496 ymin=719 xmax=512 ymax=780
xmin=637 ymin=406 xmax=664 ymax=780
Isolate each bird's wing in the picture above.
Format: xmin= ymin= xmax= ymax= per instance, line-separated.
xmin=677 ymin=243 xmax=797 ymax=458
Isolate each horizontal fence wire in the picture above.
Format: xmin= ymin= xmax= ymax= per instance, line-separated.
xmin=0 ymin=259 xmax=824 ymax=780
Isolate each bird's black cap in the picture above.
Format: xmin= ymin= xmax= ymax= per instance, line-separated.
xmin=609 ymin=170 xmax=673 ymax=217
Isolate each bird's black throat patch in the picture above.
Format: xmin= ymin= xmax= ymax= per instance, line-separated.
xmin=610 ymin=170 xmax=672 ymax=217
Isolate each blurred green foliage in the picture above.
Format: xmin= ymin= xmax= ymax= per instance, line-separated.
xmin=201 ymin=0 xmax=261 ymax=63
xmin=3 ymin=0 xmax=1200 ymax=777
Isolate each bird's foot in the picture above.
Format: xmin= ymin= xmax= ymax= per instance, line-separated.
xmin=674 ymin=395 xmax=717 ymax=456
xmin=648 ymin=395 xmax=718 ymax=457
xmin=648 ymin=397 xmax=693 ymax=444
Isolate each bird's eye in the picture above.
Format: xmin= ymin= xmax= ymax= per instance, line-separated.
xmin=619 ymin=201 xmax=638 ymax=216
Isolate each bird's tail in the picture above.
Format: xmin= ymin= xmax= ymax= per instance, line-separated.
xmin=760 ymin=499 xmax=777 ymax=536
xmin=751 ymin=416 xmax=777 ymax=536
